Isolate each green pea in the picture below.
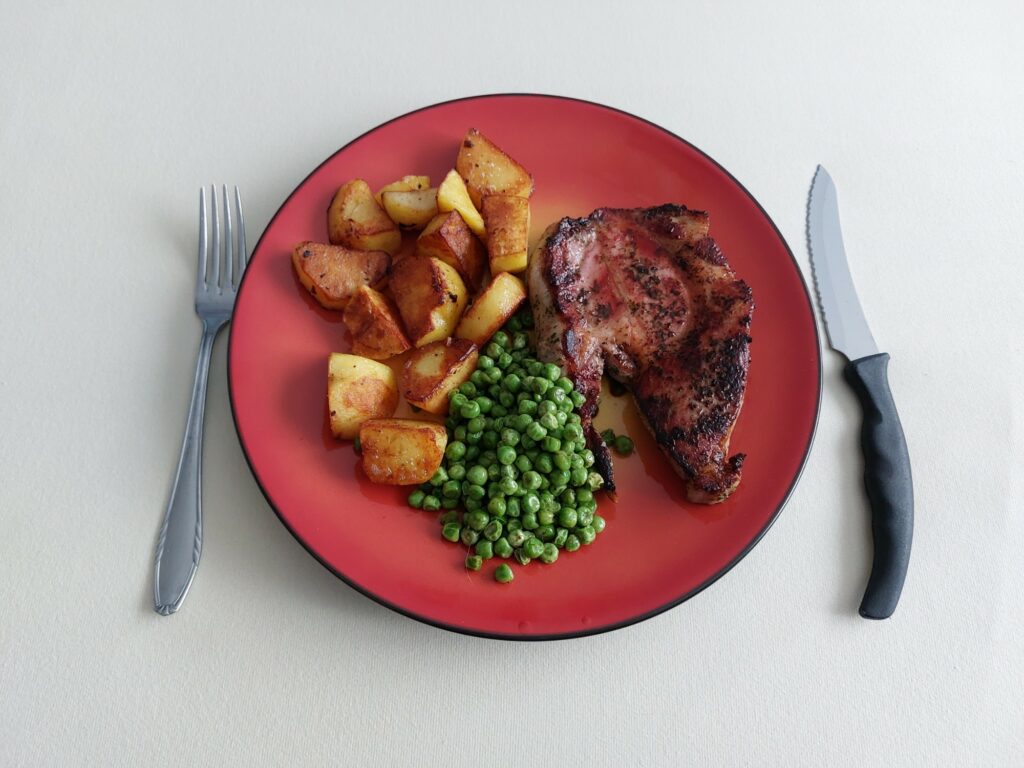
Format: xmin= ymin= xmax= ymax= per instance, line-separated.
xmin=487 ymin=463 xmax=501 ymax=481
xmin=488 ymin=497 xmax=507 ymax=517
xmin=540 ymin=543 xmax=559 ymax=563
xmin=526 ymin=361 xmax=543 ymax=376
xmin=523 ymin=537 xmax=544 ymax=559
xmin=499 ymin=477 xmax=518 ymax=496
xmin=467 ymin=416 xmax=486 ymax=433
xmin=558 ymin=507 xmax=578 ymax=528
xmin=530 ymin=377 xmax=551 ymax=396
xmin=448 ymin=464 xmax=466 ymax=481
xmin=576 ymin=488 xmax=594 ymax=504
xmin=520 ymin=471 xmax=541 ymax=491
xmin=593 ymin=515 xmax=606 ymax=534
xmin=587 ymin=472 xmax=605 ymax=490
xmin=439 ymin=510 xmax=459 ymax=525
xmin=600 ymin=428 xmax=616 ymax=445
xmin=486 ymin=367 xmax=503 ymax=383
xmin=492 ymin=331 xmax=510 ymax=349
xmin=554 ymin=527 xmax=569 ymax=548
xmin=505 ymin=497 xmax=521 ymax=518
xmin=504 ymin=373 xmax=522 ymax=393
xmin=581 ymin=449 xmax=595 ymax=467
xmin=499 ymin=463 xmax=516 ymax=480
xmin=465 ymin=445 xmax=481 ymax=461
xmin=407 ymin=490 xmax=425 ymax=509
xmin=614 ymin=435 xmax=635 ymax=456
xmin=537 ymin=508 xmax=555 ymax=526
xmin=450 ymin=392 xmax=469 ymax=411
xmin=499 ymin=428 xmax=519 ymax=447
xmin=552 ymin=451 xmax=571 ymax=471
xmin=470 ymin=370 xmax=488 ymax=386
xmin=494 ymin=563 xmax=514 ymax=583
xmin=475 ymin=540 xmax=494 ymax=559
xmin=464 ymin=483 xmax=485 ymax=500
xmin=481 ymin=432 xmax=499 ymax=449
xmin=577 ymin=525 xmax=597 ymax=545
xmin=548 ymin=468 xmax=570 ymax=488
xmin=521 ymin=512 xmax=539 ymax=531
xmin=536 ymin=525 xmax=555 ymax=542
xmin=459 ymin=381 xmax=478 ymax=398
xmin=453 ymin=425 xmax=467 ymax=442
xmin=494 ymin=352 xmax=511 ymax=370
xmin=467 ymin=465 xmax=487 ymax=486
xmin=539 ymin=493 xmax=559 ymax=514
xmin=566 ymin=412 xmax=581 ymax=425
xmin=460 ymin=401 xmax=481 ymax=419
xmin=485 ymin=342 xmax=503 ymax=358
xmin=570 ymin=467 xmax=588 ymax=486
xmin=442 ymin=522 xmax=461 ymax=542
xmin=429 ymin=466 xmax=448 ymax=486
xmin=564 ymin=534 xmax=581 ymax=552
xmin=442 ymin=480 xmax=461 ymax=499
xmin=577 ymin=507 xmax=594 ymax=527
xmin=494 ymin=537 xmax=514 ymax=558
xmin=563 ymin=423 xmax=584 ymax=442
xmin=548 ymin=387 xmax=567 ymax=405
xmin=559 ymin=488 xmax=576 ymax=506
xmin=542 ymin=437 xmax=562 ymax=453
xmin=542 ymin=363 xmax=561 ymax=382
xmin=497 ymin=445 xmax=516 ymax=465
xmin=536 ymin=400 xmax=557 ymax=417
xmin=512 ymin=332 xmax=529 ymax=350
xmin=507 ymin=529 xmax=530 ymax=548
xmin=465 ymin=431 xmax=482 ymax=445
xmin=479 ymin=451 xmax=496 ymax=467
xmin=466 ymin=510 xmax=489 ymax=531
xmin=514 ymin=455 xmax=532 ymax=473
xmin=463 ymin=496 xmax=482 ymax=512
xmin=535 ymin=454 xmax=553 ymax=474
xmin=513 ymin=549 xmax=531 ymax=566
xmin=518 ymin=399 xmax=538 ymax=416
xmin=522 ymin=492 xmax=541 ymax=514
xmin=465 ymin=554 xmax=483 ymax=571
xmin=570 ymin=390 xmax=585 ymax=407
xmin=539 ymin=413 xmax=560 ymax=432
xmin=525 ymin=422 xmax=547 ymax=441
xmin=423 ymin=495 xmax=441 ymax=511
xmin=483 ymin=519 xmax=503 ymax=542
xmin=497 ymin=391 xmax=515 ymax=408
xmin=460 ymin=527 xmax=479 ymax=546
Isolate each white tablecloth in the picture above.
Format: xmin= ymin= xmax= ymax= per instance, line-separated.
xmin=2 ymin=2 xmax=1021 ymax=765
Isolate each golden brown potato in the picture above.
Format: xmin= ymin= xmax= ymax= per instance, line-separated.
xmin=359 ymin=419 xmax=448 ymax=485
xmin=389 ymin=256 xmax=468 ymax=347
xmin=292 ymin=241 xmax=390 ymax=310
xmin=455 ymin=272 xmax=527 ymax=346
xmin=481 ymin=195 xmax=530 ymax=273
xmin=380 ymin=188 xmax=438 ymax=229
xmin=375 ymin=174 xmax=430 ymax=204
xmin=327 ymin=179 xmax=402 ymax=255
xmin=436 ymin=170 xmax=486 ymax=239
xmin=327 ymin=354 xmax=399 ymax=439
xmin=456 ymin=128 xmax=534 ymax=209
xmin=342 ymin=286 xmax=412 ymax=360
xmin=415 ymin=211 xmax=487 ymax=289
xmin=402 ymin=338 xmax=478 ymax=414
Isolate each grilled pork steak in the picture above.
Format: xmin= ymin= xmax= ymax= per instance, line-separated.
xmin=527 ymin=205 xmax=753 ymax=503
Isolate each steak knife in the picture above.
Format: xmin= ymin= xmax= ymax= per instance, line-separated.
xmin=807 ymin=166 xmax=913 ymax=620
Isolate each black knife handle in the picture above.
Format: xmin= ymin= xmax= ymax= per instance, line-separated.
xmin=843 ymin=353 xmax=913 ymax=620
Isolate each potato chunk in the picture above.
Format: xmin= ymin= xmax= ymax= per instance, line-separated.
xmin=292 ymin=242 xmax=390 ymax=310
xmin=359 ymin=419 xmax=447 ymax=485
xmin=327 ymin=354 xmax=398 ymax=439
xmin=380 ymin=188 xmax=438 ymax=230
xmin=481 ymin=195 xmax=530 ymax=273
xmin=342 ymin=286 xmax=412 ymax=360
xmin=389 ymin=256 xmax=468 ymax=347
xmin=327 ymin=179 xmax=402 ymax=255
xmin=455 ymin=272 xmax=527 ymax=346
xmin=375 ymin=175 xmax=430 ymax=204
xmin=416 ymin=211 xmax=486 ymax=289
xmin=455 ymin=128 xmax=534 ymax=209
xmin=402 ymin=338 xmax=478 ymax=414
xmin=437 ymin=170 xmax=485 ymax=239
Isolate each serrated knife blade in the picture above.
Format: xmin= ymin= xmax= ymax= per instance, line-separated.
xmin=807 ymin=165 xmax=878 ymax=361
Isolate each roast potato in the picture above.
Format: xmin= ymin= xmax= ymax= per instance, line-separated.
xmin=455 ymin=128 xmax=534 ymax=209
xmin=359 ymin=419 xmax=448 ymax=485
xmin=436 ymin=170 xmax=485 ymax=239
xmin=342 ymin=286 xmax=412 ymax=360
xmin=455 ymin=272 xmax=527 ymax=346
xmin=327 ymin=179 xmax=402 ymax=255
xmin=416 ymin=211 xmax=487 ymax=289
xmin=380 ymin=188 xmax=438 ymax=230
xmin=292 ymin=241 xmax=390 ymax=310
xmin=481 ymin=195 xmax=530 ymax=274
xmin=375 ymin=174 xmax=430 ymax=204
xmin=389 ymin=256 xmax=468 ymax=347
xmin=327 ymin=353 xmax=399 ymax=439
xmin=401 ymin=338 xmax=478 ymax=414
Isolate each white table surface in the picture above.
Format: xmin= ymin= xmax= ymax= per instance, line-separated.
xmin=2 ymin=2 xmax=1021 ymax=766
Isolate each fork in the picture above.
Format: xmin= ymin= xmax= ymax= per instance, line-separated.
xmin=154 ymin=186 xmax=247 ymax=615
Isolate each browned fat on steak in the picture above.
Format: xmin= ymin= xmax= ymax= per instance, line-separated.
xmin=527 ymin=205 xmax=753 ymax=504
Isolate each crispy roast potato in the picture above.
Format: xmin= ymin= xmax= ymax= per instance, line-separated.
xmin=327 ymin=179 xmax=402 ymax=255
xmin=389 ymin=256 xmax=468 ymax=347
xmin=455 ymin=128 xmax=534 ymax=209
xmin=401 ymin=338 xmax=478 ymax=414
xmin=481 ymin=195 xmax=530 ymax=273
xmin=342 ymin=286 xmax=411 ymax=360
xmin=359 ymin=419 xmax=448 ymax=485
xmin=327 ymin=353 xmax=399 ymax=439
xmin=436 ymin=170 xmax=486 ymax=239
xmin=380 ymin=188 xmax=438 ymax=229
xmin=455 ymin=272 xmax=527 ymax=346
xmin=292 ymin=241 xmax=390 ymax=310
xmin=375 ymin=174 xmax=430 ymax=205
xmin=416 ymin=211 xmax=487 ymax=289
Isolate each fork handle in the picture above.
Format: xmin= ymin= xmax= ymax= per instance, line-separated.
xmin=154 ymin=323 xmax=219 ymax=615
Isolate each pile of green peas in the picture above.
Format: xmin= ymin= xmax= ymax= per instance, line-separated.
xmin=406 ymin=308 xmax=607 ymax=583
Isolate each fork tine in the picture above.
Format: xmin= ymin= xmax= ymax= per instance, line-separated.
xmin=222 ymin=185 xmax=234 ymax=289
xmin=234 ymin=186 xmax=247 ymax=278
xmin=197 ymin=188 xmax=208 ymax=289
xmin=211 ymin=184 xmax=221 ymax=293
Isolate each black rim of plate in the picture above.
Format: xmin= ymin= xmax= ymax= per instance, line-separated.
xmin=226 ymin=93 xmax=823 ymax=641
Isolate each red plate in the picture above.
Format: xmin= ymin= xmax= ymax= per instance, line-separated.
xmin=228 ymin=94 xmax=821 ymax=639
